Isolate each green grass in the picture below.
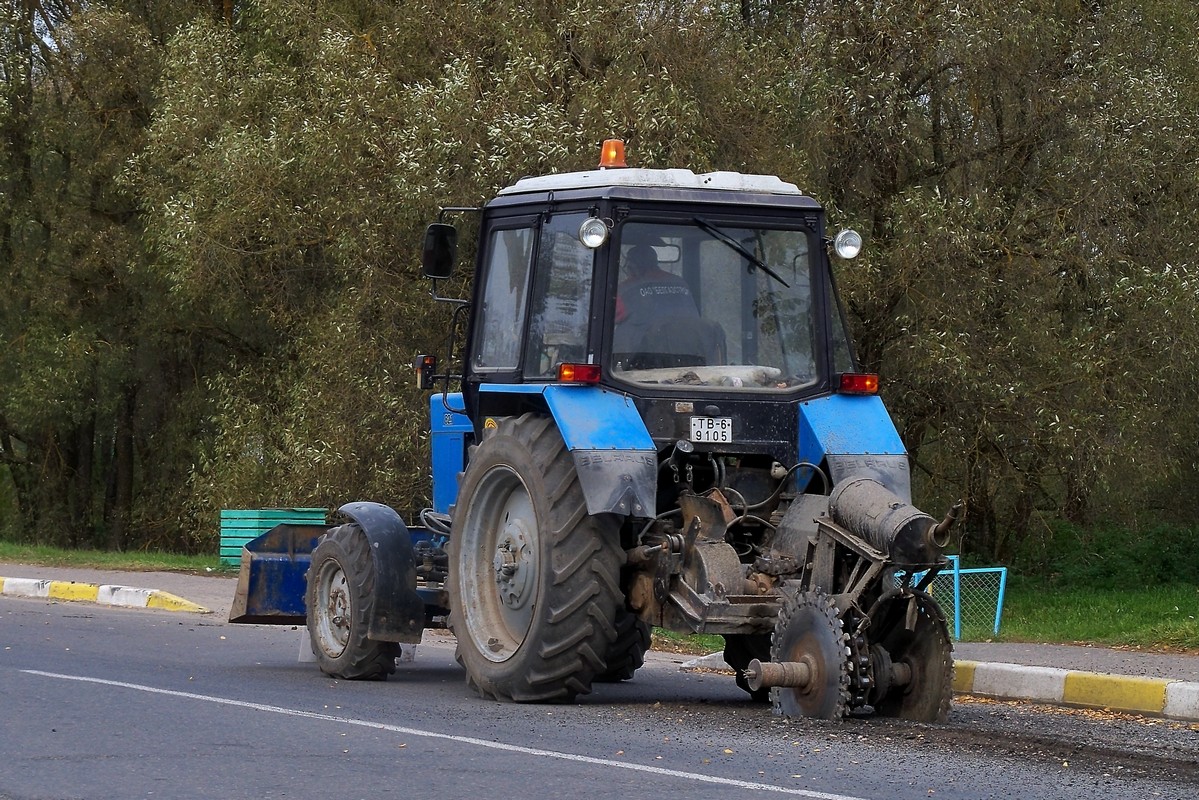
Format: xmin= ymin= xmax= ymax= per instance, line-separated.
xmin=0 ymin=542 xmax=222 ymax=573
xmin=996 ymin=579 xmax=1199 ymax=651
xmin=651 ymin=627 xmax=724 ymax=654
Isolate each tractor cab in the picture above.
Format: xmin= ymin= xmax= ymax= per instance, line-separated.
xmin=421 ymin=141 xmax=874 ymax=477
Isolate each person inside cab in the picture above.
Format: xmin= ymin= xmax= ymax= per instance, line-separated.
xmin=615 ymin=243 xmax=698 ymax=329
xmin=613 ymin=243 xmax=723 ymax=370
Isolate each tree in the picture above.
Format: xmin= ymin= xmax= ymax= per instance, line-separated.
xmin=763 ymin=0 xmax=1199 ymax=559
xmin=1 ymin=2 xmax=219 ymax=548
xmin=133 ymin=0 xmax=806 ymax=530
xmin=4 ymin=0 xmax=1197 ymax=562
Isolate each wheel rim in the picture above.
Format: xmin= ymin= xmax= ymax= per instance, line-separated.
xmin=460 ymin=465 xmax=541 ymax=663
xmin=313 ymin=560 xmax=351 ymax=659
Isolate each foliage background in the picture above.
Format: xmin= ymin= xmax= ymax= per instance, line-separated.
xmin=2 ymin=1 xmax=1197 ymax=583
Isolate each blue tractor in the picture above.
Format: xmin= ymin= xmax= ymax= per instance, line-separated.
xmin=230 ymin=140 xmax=961 ymax=721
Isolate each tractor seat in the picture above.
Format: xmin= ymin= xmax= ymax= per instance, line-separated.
xmin=628 ymin=317 xmax=727 ymax=370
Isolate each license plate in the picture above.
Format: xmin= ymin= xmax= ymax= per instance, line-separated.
xmin=690 ymin=416 xmax=733 ymax=443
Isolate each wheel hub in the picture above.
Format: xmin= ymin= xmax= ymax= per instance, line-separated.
xmin=493 ymin=521 xmax=534 ymax=609
xmin=315 ymin=565 xmax=351 ymax=657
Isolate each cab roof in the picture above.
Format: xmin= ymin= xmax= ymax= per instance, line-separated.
xmin=497 ymin=168 xmax=805 ymax=197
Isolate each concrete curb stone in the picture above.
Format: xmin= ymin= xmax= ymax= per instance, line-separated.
xmin=0 ymin=576 xmax=210 ymax=614
xmin=954 ymin=659 xmax=1199 ymax=721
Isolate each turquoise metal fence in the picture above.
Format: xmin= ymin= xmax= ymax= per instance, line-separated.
xmin=911 ymin=555 xmax=1009 ymax=640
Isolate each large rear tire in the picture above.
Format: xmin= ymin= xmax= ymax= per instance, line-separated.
xmin=306 ymin=524 xmax=398 ymax=680
xmin=447 ymin=414 xmax=623 ymax=702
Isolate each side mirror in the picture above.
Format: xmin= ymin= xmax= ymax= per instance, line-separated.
xmin=422 ymin=223 xmax=458 ymax=279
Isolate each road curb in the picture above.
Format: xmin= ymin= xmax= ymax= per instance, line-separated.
xmin=953 ymin=659 xmax=1199 ymax=721
xmin=0 ymin=576 xmax=210 ymax=614
xmin=683 ymin=652 xmax=1199 ymax=721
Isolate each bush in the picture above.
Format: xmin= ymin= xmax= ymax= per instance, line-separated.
xmin=1009 ymin=521 xmax=1199 ymax=588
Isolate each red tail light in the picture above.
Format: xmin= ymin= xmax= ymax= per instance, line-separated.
xmin=838 ymin=372 xmax=879 ymax=395
xmin=558 ymin=363 xmax=602 ymax=384
xmin=414 ymin=354 xmax=437 ymax=390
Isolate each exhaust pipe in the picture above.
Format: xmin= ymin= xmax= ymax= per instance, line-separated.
xmin=828 ymin=478 xmax=960 ymax=566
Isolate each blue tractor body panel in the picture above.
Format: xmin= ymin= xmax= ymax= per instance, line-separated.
xmin=429 ymin=393 xmax=472 ymax=514
xmin=798 ymin=394 xmax=906 ymax=459
xmin=477 ymin=383 xmax=654 ymax=449
xmin=476 ymin=384 xmax=658 ymax=516
xmin=798 ymin=393 xmax=913 ymax=502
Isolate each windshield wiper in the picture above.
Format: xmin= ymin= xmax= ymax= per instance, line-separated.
xmin=692 ymin=217 xmax=790 ymax=288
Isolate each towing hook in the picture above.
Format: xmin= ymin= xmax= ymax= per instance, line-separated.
xmin=926 ymin=500 xmax=964 ymax=549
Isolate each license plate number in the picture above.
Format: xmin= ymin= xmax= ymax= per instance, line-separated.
xmin=690 ymin=416 xmax=733 ymax=443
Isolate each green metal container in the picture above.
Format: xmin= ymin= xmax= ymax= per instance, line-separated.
xmin=219 ymin=508 xmax=327 ymax=566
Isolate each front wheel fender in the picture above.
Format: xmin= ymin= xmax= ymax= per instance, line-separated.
xmin=337 ymin=501 xmax=425 ymax=643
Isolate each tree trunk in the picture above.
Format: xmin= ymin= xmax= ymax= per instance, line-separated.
xmin=70 ymin=411 xmax=96 ymax=545
xmin=0 ymin=417 xmax=37 ymax=536
xmin=965 ymin=452 xmax=997 ymax=560
xmin=107 ymin=386 xmax=137 ymax=551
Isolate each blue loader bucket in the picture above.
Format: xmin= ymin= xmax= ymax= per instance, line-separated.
xmin=228 ymin=523 xmax=329 ymax=624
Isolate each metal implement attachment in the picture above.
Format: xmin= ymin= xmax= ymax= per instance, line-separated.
xmin=229 ymin=523 xmax=328 ymax=624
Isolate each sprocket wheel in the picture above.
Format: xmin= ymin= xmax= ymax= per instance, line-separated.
xmin=873 ymin=593 xmax=954 ymax=722
xmin=769 ymin=590 xmax=850 ymax=719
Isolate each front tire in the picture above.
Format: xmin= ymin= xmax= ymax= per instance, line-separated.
xmin=306 ymin=524 xmax=398 ymax=680
xmin=447 ymin=414 xmax=624 ymax=702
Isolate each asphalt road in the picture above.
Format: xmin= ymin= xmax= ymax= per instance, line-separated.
xmin=1 ymin=595 xmax=1196 ymax=800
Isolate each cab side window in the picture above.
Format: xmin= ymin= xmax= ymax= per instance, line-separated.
xmin=473 ymin=226 xmax=533 ymax=370
xmin=523 ymin=213 xmax=594 ymax=378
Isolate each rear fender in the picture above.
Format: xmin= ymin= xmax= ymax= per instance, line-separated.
xmin=798 ymin=394 xmax=912 ymax=502
xmin=478 ymin=384 xmax=657 ymax=517
xmin=338 ymin=501 xmax=426 ymax=643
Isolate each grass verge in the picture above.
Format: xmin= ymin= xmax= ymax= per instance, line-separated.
xmin=651 ymin=627 xmax=724 ymax=655
xmin=997 ymin=579 xmax=1199 ymax=651
xmin=0 ymin=542 xmax=221 ymax=574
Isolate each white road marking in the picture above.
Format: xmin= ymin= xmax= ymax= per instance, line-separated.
xmin=22 ymin=669 xmax=867 ymax=799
